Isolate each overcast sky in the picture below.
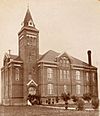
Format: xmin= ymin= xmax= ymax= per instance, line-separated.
xmin=0 ymin=0 xmax=100 ymax=99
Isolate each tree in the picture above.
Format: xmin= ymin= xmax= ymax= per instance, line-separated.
xmin=91 ymin=97 xmax=99 ymax=109
xmin=71 ymin=95 xmax=85 ymax=111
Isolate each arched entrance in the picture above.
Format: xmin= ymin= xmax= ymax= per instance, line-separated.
xmin=27 ymin=80 xmax=41 ymax=105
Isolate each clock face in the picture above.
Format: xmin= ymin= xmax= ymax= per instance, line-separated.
xmin=27 ymin=37 xmax=36 ymax=46
xmin=27 ymin=42 xmax=32 ymax=46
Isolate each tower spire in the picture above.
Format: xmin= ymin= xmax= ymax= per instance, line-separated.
xmin=23 ymin=6 xmax=35 ymax=27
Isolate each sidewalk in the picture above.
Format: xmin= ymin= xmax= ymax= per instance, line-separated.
xmin=41 ymin=105 xmax=96 ymax=111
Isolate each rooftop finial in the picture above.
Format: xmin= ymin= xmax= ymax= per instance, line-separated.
xmin=8 ymin=49 xmax=11 ymax=55
xmin=27 ymin=0 xmax=29 ymax=9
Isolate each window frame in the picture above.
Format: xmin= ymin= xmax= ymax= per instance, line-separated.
xmin=76 ymin=70 xmax=80 ymax=81
xmin=47 ymin=84 xmax=53 ymax=95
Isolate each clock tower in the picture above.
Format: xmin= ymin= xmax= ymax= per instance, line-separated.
xmin=18 ymin=8 xmax=39 ymax=104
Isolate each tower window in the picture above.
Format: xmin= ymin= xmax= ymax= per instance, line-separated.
xmin=28 ymin=20 xmax=33 ymax=26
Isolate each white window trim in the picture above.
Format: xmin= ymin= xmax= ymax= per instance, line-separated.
xmin=76 ymin=84 xmax=81 ymax=94
xmin=48 ymin=84 xmax=53 ymax=94
xmin=47 ymin=68 xmax=53 ymax=81
xmin=76 ymin=70 xmax=80 ymax=81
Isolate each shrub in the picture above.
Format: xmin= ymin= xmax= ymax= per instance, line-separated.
xmin=82 ymin=93 xmax=91 ymax=102
xmin=61 ymin=92 xmax=70 ymax=102
xmin=71 ymin=95 xmax=79 ymax=102
xmin=91 ymin=97 xmax=99 ymax=109
xmin=27 ymin=94 xmax=42 ymax=105
xmin=61 ymin=92 xmax=70 ymax=110
xmin=76 ymin=97 xmax=85 ymax=111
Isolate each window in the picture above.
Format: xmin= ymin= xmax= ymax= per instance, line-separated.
xmin=60 ymin=59 xmax=63 ymax=66
xmin=64 ymin=85 xmax=67 ymax=93
xmin=85 ymin=85 xmax=89 ymax=93
xmin=66 ymin=60 xmax=70 ymax=67
xmin=63 ymin=70 xmax=66 ymax=79
xmin=66 ymin=60 xmax=69 ymax=64
xmin=92 ymin=73 xmax=95 ymax=82
xmin=28 ymin=20 xmax=33 ymax=26
xmin=15 ymin=68 xmax=20 ymax=81
xmin=47 ymin=68 xmax=53 ymax=81
xmin=63 ymin=60 xmax=66 ymax=67
xmin=86 ymin=86 xmax=89 ymax=93
xmin=86 ymin=72 xmax=89 ymax=81
xmin=76 ymin=85 xmax=81 ymax=94
xmin=76 ymin=71 xmax=80 ymax=81
xmin=93 ymin=86 xmax=96 ymax=94
xmin=60 ymin=70 xmax=63 ymax=79
xmin=67 ymin=70 xmax=70 ymax=79
xmin=48 ymin=84 xmax=53 ymax=94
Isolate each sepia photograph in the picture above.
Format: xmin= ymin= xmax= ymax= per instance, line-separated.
xmin=0 ymin=0 xmax=99 ymax=115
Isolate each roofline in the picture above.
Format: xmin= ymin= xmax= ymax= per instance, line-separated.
xmin=18 ymin=26 xmax=39 ymax=36
xmin=38 ymin=60 xmax=58 ymax=64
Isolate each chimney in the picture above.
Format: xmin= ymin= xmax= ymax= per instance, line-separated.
xmin=87 ymin=50 xmax=92 ymax=66
xmin=8 ymin=49 xmax=11 ymax=55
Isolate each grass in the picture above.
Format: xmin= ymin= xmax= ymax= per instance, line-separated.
xmin=0 ymin=105 xmax=99 ymax=116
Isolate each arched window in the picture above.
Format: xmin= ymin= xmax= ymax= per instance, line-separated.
xmin=67 ymin=70 xmax=70 ymax=79
xmin=15 ymin=68 xmax=20 ymax=81
xmin=64 ymin=85 xmax=67 ymax=93
xmin=63 ymin=70 xmax=66 ymax=79
xmin=87 ymin=86 xmax=89 ymax=93
xmin=63 ymin=60 xmax=66 ymax=66
xmin=48 ymin=84 xmax=53 ymax=94
xmin=60 ymin=70 xmax=63 ymax=79
xmin=76 ymin=71 xmax=80 ymax=81
xmin=47 ymin=68 xmax=53 ymax=81
xmin=86 ymin=72 xmax=89 ymax=81
xmin=28 ymin=20 xmax=34 ymax=27
xmin=66 ymin=60 xmax=70 ymax=67
xmin=92 ymin=73 xmax=95 ymax=82
xmin=76 ymin=85 xmax=81 ymax=94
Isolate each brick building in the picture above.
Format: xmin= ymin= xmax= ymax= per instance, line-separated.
xmin=1 ymin=8 xmax=98 ymax=105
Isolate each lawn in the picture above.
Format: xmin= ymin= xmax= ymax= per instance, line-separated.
xmin=0 ymin=105 xmax=99 ymax=116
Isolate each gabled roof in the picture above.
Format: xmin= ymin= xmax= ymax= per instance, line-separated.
xmin=39 ymin=50 xmax=59 ymax=62
xmin=27 ymin=79 xmax=38 ymax=87
xmin=38 ymin=50 xmax=96 ymax=68
xmin=3 ymin=53 xmax=22 ymax=62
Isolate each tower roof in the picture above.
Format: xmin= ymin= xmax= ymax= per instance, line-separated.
xmin=23 ymin=8 xmax=35 ymax=27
